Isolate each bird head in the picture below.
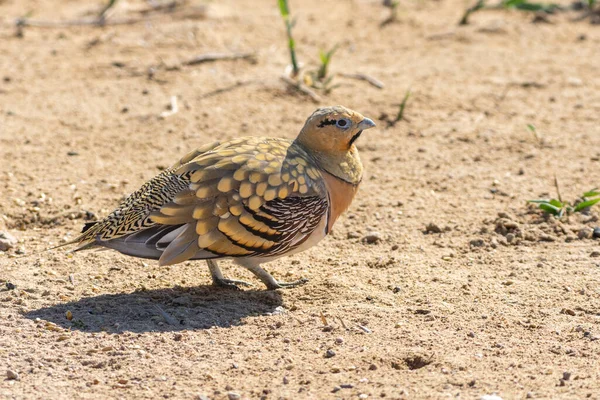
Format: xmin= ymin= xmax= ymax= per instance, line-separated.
xmin=296 ymin=106 xmax=376 ymax=154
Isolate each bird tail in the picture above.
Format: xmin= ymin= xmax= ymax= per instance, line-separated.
xmin=45 ymin=220 xmax=103 ymax=252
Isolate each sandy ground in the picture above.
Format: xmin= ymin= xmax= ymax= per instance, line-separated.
xmin=1 ymin=0 xmax=600 ymax=399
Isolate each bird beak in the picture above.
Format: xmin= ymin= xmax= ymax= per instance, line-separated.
xmin=358 ymin=118 xmax=376 ymax=131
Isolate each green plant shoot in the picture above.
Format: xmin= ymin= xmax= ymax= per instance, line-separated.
xmin=278 ymin=0 xmax=299 ymax=77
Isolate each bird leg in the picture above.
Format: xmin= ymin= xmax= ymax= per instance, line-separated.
xmin=206 ymin=260 xmax=253 ymax=289
xmin=239 ymin=262 xmax=308 ymax=290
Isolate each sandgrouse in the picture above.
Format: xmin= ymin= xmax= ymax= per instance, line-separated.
xmin=68 ymin=106 xmax=375 ymax=289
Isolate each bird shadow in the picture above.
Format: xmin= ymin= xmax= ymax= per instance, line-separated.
xmin=24 ymin=285 xmax=284 ymax=333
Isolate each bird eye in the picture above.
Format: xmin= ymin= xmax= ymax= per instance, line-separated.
xmin=336 ymin=119 xmax=350 ymax=129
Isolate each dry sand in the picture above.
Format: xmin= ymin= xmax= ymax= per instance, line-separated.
xmin=1 ymin=0 xmax=600 ymax=399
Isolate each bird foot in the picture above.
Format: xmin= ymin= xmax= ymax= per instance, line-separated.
xmin=212 ymin=277 xmax=254 ymax=290
xmin=266 ymin=277 xmax=309 ymax=290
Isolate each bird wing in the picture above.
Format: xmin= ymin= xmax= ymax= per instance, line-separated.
xmin=75 ymin=137 xmax=331 ymax=266
xmin=148 ymin=137 xmax=330 ymax=266
xmin=71 ymin=140 xmax=224 ymax=247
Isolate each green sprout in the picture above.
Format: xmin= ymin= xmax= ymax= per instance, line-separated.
xmin=529 ymin=189 xmax=600 ymax=218
xmin=459 ymin=0 xmax=561 ymax=25
xmin=381 ymin=0 xmax=400 ymax=26
xmin=98 ymin=0 xmax=119 ymax=24
xmin=278 ymin=0 xmax=299 ymax=77
xmin=501 ymin=0 xmax=560 ymax=13
xmin=527 ymin=123 xmax=543 ymax=145
xmin=459 ymin=0 xmax=486 ymax=25
xmin=317 ymin=45 xmax=338 ymax=82
xmin=395 ymin=89 xmax=411 ymax=123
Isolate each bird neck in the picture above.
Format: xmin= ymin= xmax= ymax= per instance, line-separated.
xmin=298 ymin=142 xmax=363 ymax=185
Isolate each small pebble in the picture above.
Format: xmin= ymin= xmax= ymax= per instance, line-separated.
xmin=347 ymin=231 xmax=361 ymax=239
xmin=470 ymin=239 xmax=485 ymax=247
xmin=425 ymin=223 xmax=442 ymax=234
xmin=361 ymin=232 xmax=382 ymax=244
xmin=0 ymin=231 xmax=18 ymax=251
xmin=480 ymin=395 xmax=503 ymax=400
xmin=593 ymin=228 xmax=600 ymax=239
xmin=6 ymin=370 xmax=19 ymax=380
xmin=578 ymin=228 xmax=592 ymax=240
xmin=324 ymin=349 xmax=336 ymax=358
xmin=369 ymin=364 xmax=378 ymax=370
xmin=335 ymin=337 xmax=344 ymax=344
xmin=6 ymin=282 xmax=16 ymax=290
xmin=227 ymin=392 xmax=241 ymax=400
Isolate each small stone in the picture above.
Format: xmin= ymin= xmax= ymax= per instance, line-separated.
xmin=227 ymin=392 xmax=241 ymax=400
xmin=347 ymin=231 xmax=361 ymax=239
xmin=470 ymin=239 xmax=485 ymax=247
xmin=6 ymin=370 xmax=19 ymax=380
xmin=6 ymin=282 xmax=16 ymax=290
xmin=332 ymin=386 xmax=341 ymax=393
xmin=0 ymin=231 xmax=18 ymax=251
xmin=335 ymin=337 xmax=344 ymax=344
xmin=361 ymin=232 xmax=382 ymax=244
xmin=283 ymin=376 xmax=289 ymax=384
xmin=480 ymin=395 xmax=503 ymax=400
xmin=505 ymin=233 xmax=515 ymax=243
xmin=567 ymin=77 xmax=583 ymax=87
xmin=561 ymin=308 xmax=576 ymax=316
xmin=593 ymin=228 xmax=600 ymax=239
xmin=425 ymin=223 xmax=442 ymax=234
xmin=359 ymin=394 xmax=368 ymax=399
xmin=340 ymin=383 xmax=354 ymax=389
xmin=173 ymin=333 xmax=183 ymax=341
xmin=526 ymin=392 xmax=534 ymax=399
xmin=578 ymin=228 xmax=592 ymax=240
xmin=392 ymin=286 xmax=401 ymax=294
xmin=369 ymin=364 xmax=378 ymax=370
xmin=590 ymin=251 xmax=600 ymax=257
xmin=562 ymin=371 xmax=571 ymax=381
xmin=324 ymin=349 xmax=336 ymax=358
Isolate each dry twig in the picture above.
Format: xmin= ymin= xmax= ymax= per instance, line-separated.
xmin=160 ymin=96 xmax=179 ymax=118
xmin=338 ymin=72 xmax=385 ymax=89
xmin=280 ymin=75 xmax=321 ymax=103
xmin=183 ymin=52 xmax=256 ymax=66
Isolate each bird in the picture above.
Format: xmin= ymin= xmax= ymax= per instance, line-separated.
xmin=65 ymin=106 xmax=375 ymax=290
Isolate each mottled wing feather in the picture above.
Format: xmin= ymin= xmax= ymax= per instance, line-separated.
xmin=151 ymin=138 xmax=329 ymax=264
xmin=73 ymin=141 xmax=222 ymax=246
xmin=74 ymin=137 xmax=329 ymax=265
